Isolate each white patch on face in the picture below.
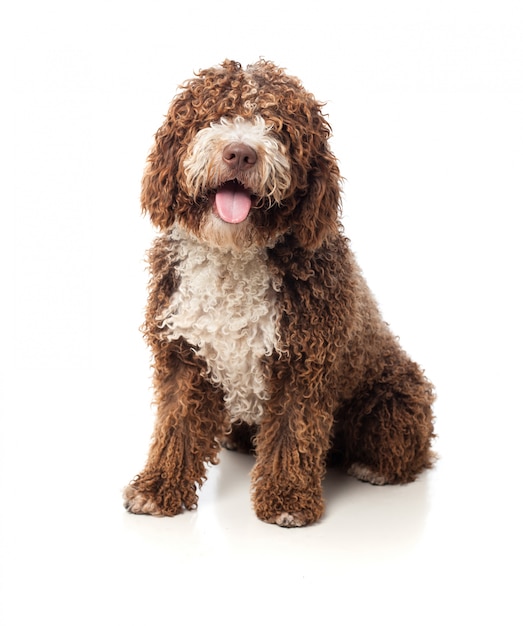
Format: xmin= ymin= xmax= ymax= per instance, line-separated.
xmin=157 ymin=225 xmax=281 ymax=425
xmin=183 ymin=116 xmax=291 ymax=205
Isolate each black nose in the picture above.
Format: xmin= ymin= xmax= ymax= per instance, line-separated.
xmin=222 ymin=142 xmax=258 ymax=171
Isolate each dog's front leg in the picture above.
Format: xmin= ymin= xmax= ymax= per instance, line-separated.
xmin=251 ymin=369 xmax=333 ymax=528
xmin=124 ymin=353 xmax=225 ymax=517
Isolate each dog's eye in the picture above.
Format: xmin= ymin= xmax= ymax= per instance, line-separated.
xmin=268 ymin=120 xmax=291 ymax=144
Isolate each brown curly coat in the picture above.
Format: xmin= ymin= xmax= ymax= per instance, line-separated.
xmin=124 ymin=60 xmax=436 ymax=527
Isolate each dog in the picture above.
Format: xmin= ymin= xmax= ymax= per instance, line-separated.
xmin=123 ymin=60 xmax=436 ymax=527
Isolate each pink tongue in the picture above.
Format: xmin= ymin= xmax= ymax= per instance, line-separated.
xmin=215 ymin=185 xmax=252 ymax=224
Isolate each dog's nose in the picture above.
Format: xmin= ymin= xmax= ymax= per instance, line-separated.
xmin=222 ymin=142 xmax=257 ymax=171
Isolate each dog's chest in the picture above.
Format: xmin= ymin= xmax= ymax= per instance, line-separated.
xmin=159 ymin=231 xmax=279 ymax=424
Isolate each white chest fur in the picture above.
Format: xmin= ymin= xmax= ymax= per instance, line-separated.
xmin=158 ymin=227 xmax=279 ymax=425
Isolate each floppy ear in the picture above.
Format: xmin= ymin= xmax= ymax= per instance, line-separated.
xmin=141 ymin=114 xmax=181 ymax=230
xmin=292 ymin=146 xmax=342 ymax=250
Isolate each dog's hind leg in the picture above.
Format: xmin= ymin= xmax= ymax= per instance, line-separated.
xmin=341 ymin=360 xmax=436 ymax=485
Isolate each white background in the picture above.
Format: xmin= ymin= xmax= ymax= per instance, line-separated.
xmin=1 ymin=1 xmax=522 ymax=624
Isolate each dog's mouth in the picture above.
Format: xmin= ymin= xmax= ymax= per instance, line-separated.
xmin=213 ymin=180 xmax=256 ymax=224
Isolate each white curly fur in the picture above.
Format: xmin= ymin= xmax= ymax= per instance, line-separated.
xmin=183 ymin=116 xmax=291 ymax=204
xmin=158 ymin=224 xmax=281 ymax=425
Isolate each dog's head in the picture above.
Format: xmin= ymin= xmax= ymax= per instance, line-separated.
xmin=141 ymin=60 xmax=341 ymax=250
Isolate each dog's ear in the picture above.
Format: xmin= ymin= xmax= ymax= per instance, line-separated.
xmin=141 ymin=115 xmax=180 ymax=229
xmin=292 ymin=146 xmax=342 ymax=250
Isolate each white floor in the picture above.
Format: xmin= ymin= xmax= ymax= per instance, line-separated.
xmin=2 ymin=2 xmax=523 ymax=624
xmin=1 ymin=361 xmax=521 ymax=625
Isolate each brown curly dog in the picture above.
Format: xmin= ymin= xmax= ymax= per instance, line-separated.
xmin=123 ymin=59 xmax=436 ymax=527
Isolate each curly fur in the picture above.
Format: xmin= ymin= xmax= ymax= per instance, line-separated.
xmin=157 ymin=225 xmax=280 ymax=425
xmin=124 ymin=60 xmax=436 ymax=527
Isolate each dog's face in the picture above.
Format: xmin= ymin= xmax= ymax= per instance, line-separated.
xmin=141 ymin=60 xmax=341 ymax=250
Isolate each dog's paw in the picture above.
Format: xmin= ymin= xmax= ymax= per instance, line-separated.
xmin=348 ymin=462 xmax=388 ymax=485
xmin=257 ymin=504 xmax=321 ymax=528
xmin=219 ymin=423 xmax=256 ymax=454
xmin=122 ymin=484 xmax=191 ymax=517
xmin=123 ymin=485 xmax=165 ymax=516
xmin=252 ymin=480 xmax=324 ymax=528
xmin=273 ymin=512 xmax=308 ymax=528
xmin=123 ymin=472 xmax=200 ymax=516
xmin=219 ymin=437 xmax=240 ymax=452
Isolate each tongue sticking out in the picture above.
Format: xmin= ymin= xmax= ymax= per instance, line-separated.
xmin=214 ymin=182 xmax=252 ymax=224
